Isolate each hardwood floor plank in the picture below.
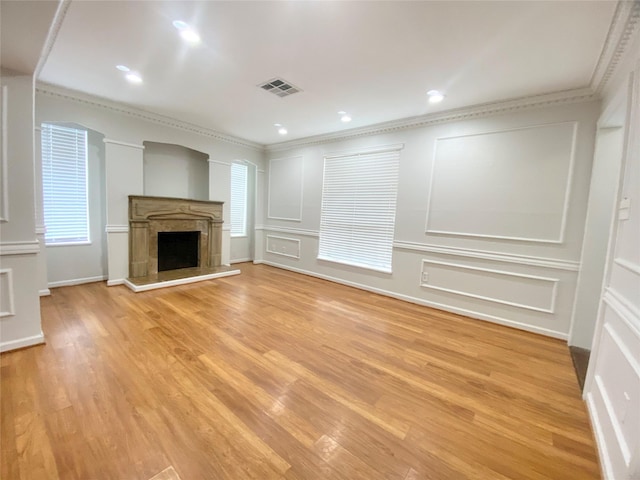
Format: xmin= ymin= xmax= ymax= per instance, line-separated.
xmin=0 ymin=263 xmax=600 ymax=479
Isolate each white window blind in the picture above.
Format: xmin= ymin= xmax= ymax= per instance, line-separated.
xmin=230 ymin=163 xmax=248 ymax=237
xmin=41 ymin=124 xmax=89 ymax=245
xmin=318 ymin=146 xmax=401 ymax=273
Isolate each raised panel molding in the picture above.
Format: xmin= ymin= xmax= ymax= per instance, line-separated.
xmin=266 ymin=235 xmax=301 ymax=259
xmin=0 ymin=84 xmax=8 ymax=223
xmin=425 ymin=122 xmax=577 ymax=244
xmin=263 ymin=226 xmax=320 ymax=237
xmin=0 ymin=268 xmax=15 ymax=317
xmin=267 ymin=156 xmax=304 ymax=221
xmin=420 ymin=259 xmax=559 ymax=314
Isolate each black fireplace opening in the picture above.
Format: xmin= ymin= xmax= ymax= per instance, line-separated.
xmin=158 ymin=231 xmax=200 ymax=272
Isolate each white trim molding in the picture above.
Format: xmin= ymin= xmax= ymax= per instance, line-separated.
xmin=39 ymin=289 xmax=51 ymax=297
xmin=35 ymin=225 xmax=47 ymax=235
xmin=0 ymin=241 xmax=40 ymax=256
xmin=105 ymin=224 xmax=129 ymax=234
xmin=36 ymin=83 xmax=263 ymax=151
xmin=33 ymin=0 xmax=71 ymax=78
xmin=263 ymin=226 xmax=320 ymax=237
xmin=393 ymin=242 xmax=580 ymax=271
xmin=0 ymin=268 xmax=15 ymax=317
xmin=102 ymin=138 xmax=145 ymax=150
xmin=266 ymin=88 xmax=596 ymax=152
xmin=0 ymin=332 xmax=45 ymax=353
xmin=590 ymin=0 xmax=640 ymax=93
xmin=107 ymin=279 xmax=125 ymax=287
xmin=419 ymin=259 xmax=559 ymax=314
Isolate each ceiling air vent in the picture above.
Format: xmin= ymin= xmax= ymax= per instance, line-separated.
xmin=258 ymin=78 xmax=302 ymax=97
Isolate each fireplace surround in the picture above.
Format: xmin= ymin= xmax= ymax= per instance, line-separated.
xmin=128 ymin=195 xmax=224 ymax=281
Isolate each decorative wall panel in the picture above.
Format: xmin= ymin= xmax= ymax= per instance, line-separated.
xmin=266 ymin=235 xmax=301 ymax=259
xmin=268 ymin=156 xmax=303 ymax=221
xmin=426 ymin=122 xmax=577 ymax=243
xmin=420 ymin=259 xmax=559 ymax=313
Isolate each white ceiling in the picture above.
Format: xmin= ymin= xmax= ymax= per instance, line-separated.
xmin=3 ymin=1 xmax=618 ymax=145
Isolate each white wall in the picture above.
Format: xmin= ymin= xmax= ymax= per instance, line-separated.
xmin=143 ymin=141 xmax=209 ymax=201
xmin=43 ymin=127 xmax=108 ymax=287
xmin=584 ymin=30 xmax=640 ymax=480
xmin=262 ymin=101 xmax=600 ymax=339
xmin=0 ymin=74 xmax=44 ymax=352
xmin=35 ymin=87 xmax=264 ymax=283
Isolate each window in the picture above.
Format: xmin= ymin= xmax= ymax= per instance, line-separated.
xmin=230 ymin=162 xmax=248 ymax=237
xmin=318 ymin=145 xmax=401 ymax=273
xmin=41 ymin=123 xmax=89 ymax=245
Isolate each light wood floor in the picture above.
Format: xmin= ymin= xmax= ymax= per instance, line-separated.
xmin=1 ymin=263 xmax=600 ymax=479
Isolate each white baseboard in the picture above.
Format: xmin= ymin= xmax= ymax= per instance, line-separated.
xmin=260 ymin=260 xmax=568 ymax=340
xmin=107 ymin=279 xmax=125 ymax=287
xmin=230 ymin=258 xmax=252 ymax=264
xmin=0 ymin=332 xmax=45 ymax=352
xmin=48 ymin=275 xmax=107 ymax=289
xmin=39 ymin=288 xmax=51 ymax=297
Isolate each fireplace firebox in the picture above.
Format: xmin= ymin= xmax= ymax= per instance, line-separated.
xmin=158 ymin=231 xmax=200 ymax=272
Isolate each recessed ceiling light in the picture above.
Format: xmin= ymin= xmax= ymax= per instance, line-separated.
xmin=427 ymin=89 xmax=445 ymax=103
xmin=180 ymin=29 xmax=200 ymax=44
xmin=274 ymin=123 xmax=282 ymax=127
xmin=126 ymin=73 xmax=143 ymax=84
xmin=116 ymin=65 xmax=130 ymax=72
xmin=341 ymin=115 xmax=352 ymax=123
xmin=337 ymin=111 xmax=346 ymax=115
xmin=278 ymin=127 xmax=288 ymax=135
xmin=173 ymin=20 xmax=200 ymax=44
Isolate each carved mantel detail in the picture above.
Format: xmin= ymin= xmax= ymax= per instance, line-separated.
xmin=128 ymin=195 xmax=224 ymax=279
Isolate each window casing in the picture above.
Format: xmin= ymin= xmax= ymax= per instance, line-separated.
xmin=41 ymin=123 xmax=89 ymax=245
xmin=230 ymin=163 xmax=248 ymax=237
xmin=318 ymin=145 xmax=401 ymax=273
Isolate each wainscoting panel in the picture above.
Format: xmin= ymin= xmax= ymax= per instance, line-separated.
xmin=0 ymin=268 xmax=15 ymax=317
xmin=587 ymin=289 xmax=640 ymax=480
xmin=268 ymin=156 xmax=304 ymax=221
xmin=420 ymin=259 xmax=559 ymax=313
xmin=426 ymin=122 xmax=576 ymax=243
xmin=266 ymin=235 xmax=301 ymax=259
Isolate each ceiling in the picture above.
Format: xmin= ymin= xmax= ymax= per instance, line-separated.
xmin=2 ymin=1 xmax=618 ymax=145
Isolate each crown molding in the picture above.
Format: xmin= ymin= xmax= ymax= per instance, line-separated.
xmin=34 ymin=0 xmax=71 ymax=78
xmin=35 ymin=83 xmax=264 ymax=151
xmin=265 ymin=87 xmax=597 ymax=152
xmin=590 ymin=0 xmax=640 ymax=93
